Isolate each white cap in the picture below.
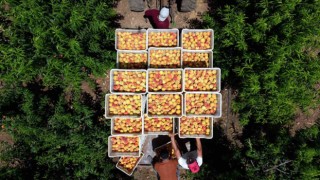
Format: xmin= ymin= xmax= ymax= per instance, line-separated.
xmin=159 ymin=7 xmax=169 ymax=21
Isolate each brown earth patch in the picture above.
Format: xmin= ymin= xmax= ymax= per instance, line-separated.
xmin=115 ymin=0 xmax=208 ymax=29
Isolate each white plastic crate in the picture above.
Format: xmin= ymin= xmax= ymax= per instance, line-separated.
xmin=146 ymin=93 xmax=183 ymax=118
xmin=116 ymin=153 xmax=144 ymax=176
xmin=108 ymin=136 xmax=141 ymax=157
xmin=183 ymin=68 xmax=221 ymax=92
xmin=182 ymin=50 xmax=213 ymax=68
xmin=104 ymin=94 xmax=145 ymax=118
xmin=143 ymin=115 xmax=175 ymax=135
xmin=147 ymin=28 xmax=179 ymax=47
xmin=115 ymin=29 xmax=148 ymax=51
xmin=181 ymin=29 xmax=214 ymax=50
xmin=116 ymin=50 xmax=148 ymax=69
xmin=110 ymin=69 xmax=148 ymax=94
xmin=183 ymin=92 xmax=222 ymax=118
xmin=147 ymin=69 xmax=184 ymax=93
xmin=111 ymin=117 xmax=144 ymax=136
xmin=178 ymin=116 xmax=213 ymax=139
xmin=148 ymin=47 xmax=182 ymax=68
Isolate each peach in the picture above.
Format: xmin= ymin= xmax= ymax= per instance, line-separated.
xmin=108 ymin=95 xmax=141 ymax=116
xmin=185 ymin=93 xmax=217 ymax=115
xmin=148 ymin=32 xmax=178 ymax=47
xmin=148 ymin=70 xmax=182 ymax=92
xmin=117 ymin=31 xmax=146 ymax=50
xmin=149 ymin=49 xmax=181 ymax=68
xmin=148 ymin=94 xmax=181 ymax=116
xmin=185 ymin=69 xmax=217 ymax=91
xmin=113 ymin=71 xmax=146 ymax=93
xmin=118 ymin=52 xmax=148 ymax=69
xmin=180 ymin=117 xmax=210 ymax=135
xmin=182 ymin=31 xmax=212 ymax=50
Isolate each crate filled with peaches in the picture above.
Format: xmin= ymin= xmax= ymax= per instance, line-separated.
xmin=144 ymin=115 xmax=174 ymax=135
xmin=110 ymin=69 xmax=147 ymax=93
xmin=111 ymin=117 xmax=143 ymax=135
xmin=108 ymin=136 xmax=140 ymax=157
xmin=116 ymin=153 xmax=144 ymax=176
xmin=179 ymin=116 xmax=213 ymax=139
xmin=105 ymin=94 xmax=143 ymax=118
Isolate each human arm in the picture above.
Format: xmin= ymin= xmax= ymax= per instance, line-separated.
xmin=196 ymin=138 xmax=202 ymax=157
xmin=169 ymin=134 xmax=181 ymax=159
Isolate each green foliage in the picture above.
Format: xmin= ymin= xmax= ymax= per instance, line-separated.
xmin=0 ymin=0 xmax=119 ymax=179
xmin=200 ymin=0 xmax=320 ymax=179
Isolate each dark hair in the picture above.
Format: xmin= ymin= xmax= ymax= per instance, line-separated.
xmin=187 ymin=157 xmax=195 ymax=164
xmin=160 ymin=149 xmax=169 ymax=160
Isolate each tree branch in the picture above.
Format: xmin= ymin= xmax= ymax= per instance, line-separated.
xmin=264 ymin=160 xmax=292 ymax=172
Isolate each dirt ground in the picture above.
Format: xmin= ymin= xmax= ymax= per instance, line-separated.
xmin=115 ymin=0 xmax=208 ymax=29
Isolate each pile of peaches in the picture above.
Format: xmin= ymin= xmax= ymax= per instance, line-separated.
xmin=108 ymin=95 xmax=141 ymax=116
xmin=111 ymin=136 xmax=139 ymax=152
xmin=112 ymin=71 xmax=146 ymax=93
xmin=180 ymin=117 xmax=211 ymax=135
xmin=117 ymin=31 xmax=146 ymax=50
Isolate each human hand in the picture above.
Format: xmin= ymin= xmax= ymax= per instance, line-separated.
xmin=168 ymin=133 xmax=175 ymax=139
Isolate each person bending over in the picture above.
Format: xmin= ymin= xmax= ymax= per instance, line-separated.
xmin=170 ymin=135 xmax=203 ymax=173
xmin=144 ymin=7 xmax=170 ymax=29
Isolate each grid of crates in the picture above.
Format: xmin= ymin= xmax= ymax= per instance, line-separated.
xmin=106 ymin=28 xmax=221 ymax=175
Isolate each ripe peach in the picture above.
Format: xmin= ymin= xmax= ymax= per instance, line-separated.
xmin=148 ymin=94 xmax=181 ymax=116
xmin=118 ymin=52 xmax=147 ymax=69
xmin=113 ymin=71 xmax=146 ymax=93
xmin=185 ymin=93 xmax=217 ymax=115
xmin=144 ymin=115 xmax=173 ymax=132
xmin=114 ymin=118 xmax=142 ymax=133
xmin=148 ymin=70 xmax=182 ymax=92
xmin=182 ymin=52 xmax=210 ymax=68
xmin=149 ymin=49 xmax=181 ymax=68
xmin=117 ymin=31 xmax=146 ymax=50
xmin=180 ymin=117 xmax=211 ymax=135
xmin=108 ymin=95 xmax=141 ymax=116
xmin=184 ymin=69 xmax=217 ymax=91
xmin=111 ymin=136 xmax=139 ymax=152
xmin=148 ymin=32 xmax=178 ymax=47
xmin=182 ymin=31 xmax=212 ymax=50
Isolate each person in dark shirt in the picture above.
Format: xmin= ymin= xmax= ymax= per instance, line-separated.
xmin=144 ymin=7 xmax=170 ymax=29
xmin=154 ymin=149 xmax=179 ymax=180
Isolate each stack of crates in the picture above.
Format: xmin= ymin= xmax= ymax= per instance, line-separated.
xmin=105 ymin=28 xmax=221 ymax=176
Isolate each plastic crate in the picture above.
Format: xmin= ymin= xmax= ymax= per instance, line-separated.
xmin=181 ymin=29 xmax=214 ymax=50
xmin=147 ymin=93 xmax=183 ymax=118
xmin=143 ymin=115 xmax=175 ymax=135
xmin=117 ymin=50 xmax=148 ymax=69
xmin=115 ymin=29 xmax=148 ymax=51
xmin=110 ymin=69 xmax=148 ymax=94
xmin=183 ymin=68 xmax=221 ymax=92
xmin=148 ymin=47 xmax=182 ymax=68
xmin=108 ymin=136 xmax=141 ymax=157
xmin=178 ymin=116 xmax=213 ymax=139
xmin=105 ymin=94 xmax=145 ymax=118
xmin=111 ymin=117 xmax=144 ymax=136
xmin=116 ymin=153 xmax=144 ymax=176
xmin=147 ymin=28 xmax=179 ymax=47
xmin=147 ymin=69 xmax=184 ymax=93
xmin=182 ymin=50 xmax=213 ymax=68
xmin=183 ymin=92 xmax=222 ymax=118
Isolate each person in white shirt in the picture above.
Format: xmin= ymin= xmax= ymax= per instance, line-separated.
xmin=169 ymin=135 xmax=203 ymax=173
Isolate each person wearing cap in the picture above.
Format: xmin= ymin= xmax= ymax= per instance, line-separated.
xmin=153 ymin=149 xmax=179 ymax=180
xmin=144 ymin=7 xmax=170 ymax=29
xmin=169 ymin=135 xmax=203 ymax=173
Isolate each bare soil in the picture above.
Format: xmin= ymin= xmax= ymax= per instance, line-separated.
xmin=115 ymin=0 xmax=208 ymax=29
